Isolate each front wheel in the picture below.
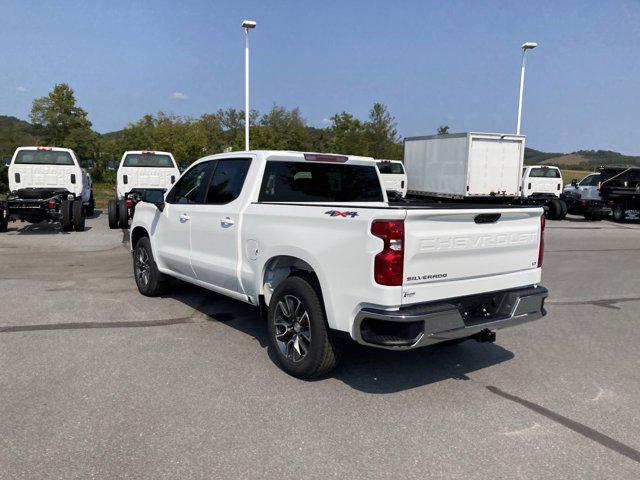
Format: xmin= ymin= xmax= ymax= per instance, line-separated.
xmin=267 ymin=276 xmax=342 ymax=379
xmin=133 ymin=237 xmax=167 ymax=296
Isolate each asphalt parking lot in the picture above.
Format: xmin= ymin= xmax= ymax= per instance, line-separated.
xmin=1 ymin=213 xmax=640 ymax=479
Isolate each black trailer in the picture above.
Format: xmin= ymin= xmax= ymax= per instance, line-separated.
xmin=599 ymin=167 xmax=640 ymax=222
xmin=0 ymin=188 xmax=86 ymax=232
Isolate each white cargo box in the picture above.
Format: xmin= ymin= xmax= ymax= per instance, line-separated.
xmin=403 ymin=132 xmax=526 ymax=198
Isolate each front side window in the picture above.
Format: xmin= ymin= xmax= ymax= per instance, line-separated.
xmin=529 ymin=167 xmax=561 ymax=178
xmin=205 ymin=159 xmax=251 ymax=204
xmin=123 ymin=153 xmax=175 ymax=168
xmin=14 ymin=150 xmax=74 ymax=166
xmin=376 ymin=162 xmax=404 ymax=174
xmin=259 ymin=161 xmax=384 ymax=203
xmin=166 ymin=162 xmax=210 ymax=204
xmin=579 ymin=175 xmax=598 ymax=187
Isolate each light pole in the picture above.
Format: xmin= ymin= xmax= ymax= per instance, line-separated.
xmin=242 ymin=19 xmax=256 ymax=151
xmin=516 ymin=41 xmax=538 ymax=135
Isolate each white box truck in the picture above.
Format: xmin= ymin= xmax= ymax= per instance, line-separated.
xmin=403 ymin=133 xmax=567 ymax=219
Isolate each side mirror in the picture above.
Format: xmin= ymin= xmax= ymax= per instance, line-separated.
xmin=3 ymin=156 xmax=11 ymax=167
xmin=178 ymin=162 xmax=186 ymax=173
xmin=82 ymin=159 xmax=94 ymax=169
xmin=107 ymin=160 xmax=116 ymax=171
xmin=141 ymin=189 xmax=166 ymax=211
xmin=571 ymin=179 xmax=578 ymax=187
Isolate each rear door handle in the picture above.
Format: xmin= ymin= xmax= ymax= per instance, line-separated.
xmin=179 ymin=213 xmax=190 ymax=222
xmin=221 ymin=217 xmax=235 ymax=227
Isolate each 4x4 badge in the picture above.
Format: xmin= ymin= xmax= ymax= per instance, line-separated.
xmin=325 ymin=210 xmax=358 ymax=218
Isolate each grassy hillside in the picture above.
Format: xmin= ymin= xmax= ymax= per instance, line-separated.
xmin=526 ymin=147 xmax=640 ymax=170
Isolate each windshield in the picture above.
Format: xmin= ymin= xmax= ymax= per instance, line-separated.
xmin=377 ymin=162 xmax=404 ymax=174
xmin=14 ymin=150 xmax=75 ymax=166
xmin=259 ymin=161 xmax=384 ymax=203
xmin=123 ymin=153 xmax=175 ymax=168
xmin=529 ymin=167 xmax=560 ymax=178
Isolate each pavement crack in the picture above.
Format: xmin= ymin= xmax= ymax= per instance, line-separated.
xmin=0 ymin=316 xmax=203 ymax=333
xmin=486 ymin=385 xmax=640 ymax=464
xmin=547 ymin=296 xmax=640 ymax=310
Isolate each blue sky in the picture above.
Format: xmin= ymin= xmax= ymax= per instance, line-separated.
xmin=1 ymin=0 xmax=638 ymax=154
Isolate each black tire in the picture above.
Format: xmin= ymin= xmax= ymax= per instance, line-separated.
xmin=0 ymin=207 xmax=8 ymax=232
xmin=84 ymin=191 xmax=95 ymax=217
xmin=133 ymin=237 xmax=167 ymax=297
xmin=60 ymin=200 xmax=73 ymax=231
xmin=72 ymin=200 xmax=85 ymax=231
xmin=558 ymin=199 xmax=568 ymax=220
xmin=108 ymin=200 xmax=119 ymax=229
xmin=267 ymin=275 xmax=342 ymax=379
xmin=612 ymin=205 xmax=626 ymax=223
xmin=547 ymin=198 xmax=562 ymax=220
xmin=118 ymin=200 xmax=129 ymax=229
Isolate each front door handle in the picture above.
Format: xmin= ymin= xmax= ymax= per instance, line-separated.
xmin=221 ymin=217 xmax=235 ymax=227
xmin=179 ymin=213 xmax=190 ymax=223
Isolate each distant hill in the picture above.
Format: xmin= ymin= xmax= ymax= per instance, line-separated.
xmin=525 ymin=148 xmax=640 ymax=170
xmin=0 ymin=115 xmax=38 ymax=159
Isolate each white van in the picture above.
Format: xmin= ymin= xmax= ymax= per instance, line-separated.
xmin=376 ymin=160 xmax=407 ymax=197
xmin=109 ymin=150 xmax=180 ymax=229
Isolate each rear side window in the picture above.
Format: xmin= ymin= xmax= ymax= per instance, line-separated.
xmin=376 ymin=162 xmax=404 ymax=174
xmin=529 ymin=167 xmax=560 ymax=178
xmin=14 ymin=150 xmax=74 ymax=166
xmin=166 ymin=162 xmax=210 ymax=204
xmin=259 ymin=161 xmax=384 ymax=203
xmin=123 ymin=153 xmax=175 ymax=168
xmin=205 ymin=159 xmax=251 ymax=204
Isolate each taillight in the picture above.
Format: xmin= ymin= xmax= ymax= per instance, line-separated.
xmin=371 ymin=219 xmax=404 ymax=286
xmin=125 ymin=199 xmax=134 ymax=208
xmin=538 ymin=215 xmax=545 ymax=268
xmin=47 ymin=200 xmax=57 ymax=210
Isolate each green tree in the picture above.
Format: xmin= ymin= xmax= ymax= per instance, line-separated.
xmin=30 ymin=83 xmax=97 ymax=159
xmin=437 ymin=125 xmax=450 ymax=135
xmin=364 ymin=103 xmax=401 ymax=159
xmin=326 ymin=112 xmax=367 ymax=156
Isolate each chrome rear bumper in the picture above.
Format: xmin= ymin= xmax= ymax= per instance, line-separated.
xmin=353 ymin=285 xmax=548 ymax=350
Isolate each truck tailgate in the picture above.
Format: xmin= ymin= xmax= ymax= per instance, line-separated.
xmin=402 ymin=207 xmax=542 ymax=305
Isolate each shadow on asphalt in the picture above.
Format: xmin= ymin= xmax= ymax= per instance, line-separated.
xmin=5 ymin=210 xmax=102 ymax=234
xmin=165 ymin=280 xmax=515 ymax=394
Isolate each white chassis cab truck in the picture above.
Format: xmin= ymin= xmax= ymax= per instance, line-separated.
xmin=376 ymin=159 xmax=408 ymax=198
xmin=521 ymin=165 xmax=567 ymax=219
xmin=403 ymin=133 xmax=568 ymax=220
xmin=108 ymin=150 xmax=180 ymax=229
xmin=129 ymin=150 xmax=548 ymax=378
xmin=1 ymin=146 xmax=93 ymax=232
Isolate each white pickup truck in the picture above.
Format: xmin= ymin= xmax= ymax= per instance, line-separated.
xmin=376 ymin=159 xmax=407 ymax=197
xmin=129 ymin=150 xmax=548 ymax=378
xmin=1 ymin=146 xmax=93 ymax=232
xmin=108 ymin=150 xmax=180 ymax=229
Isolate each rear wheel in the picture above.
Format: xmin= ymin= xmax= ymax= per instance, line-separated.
xmin=558 ymin=199 xmax=568 ymax=220
xmin=546 ymin=198 xmax=562 ymax=220
xmin=108 ymin=200 xmax=119 ymax=229
xmin=60 ymin=200 xmax=73 ymax=231
xmin=613 ymin=204 xmax=626 ymax=223
xmin=133 ymin=237 xmax=167 ymax=296
xmin=118 ymin=200 xmax=129 ymax=229
xmin=72 ymin=200 xmax=85 ymax=231
xmin=267 ymin=275 xmax=342 ymax=379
